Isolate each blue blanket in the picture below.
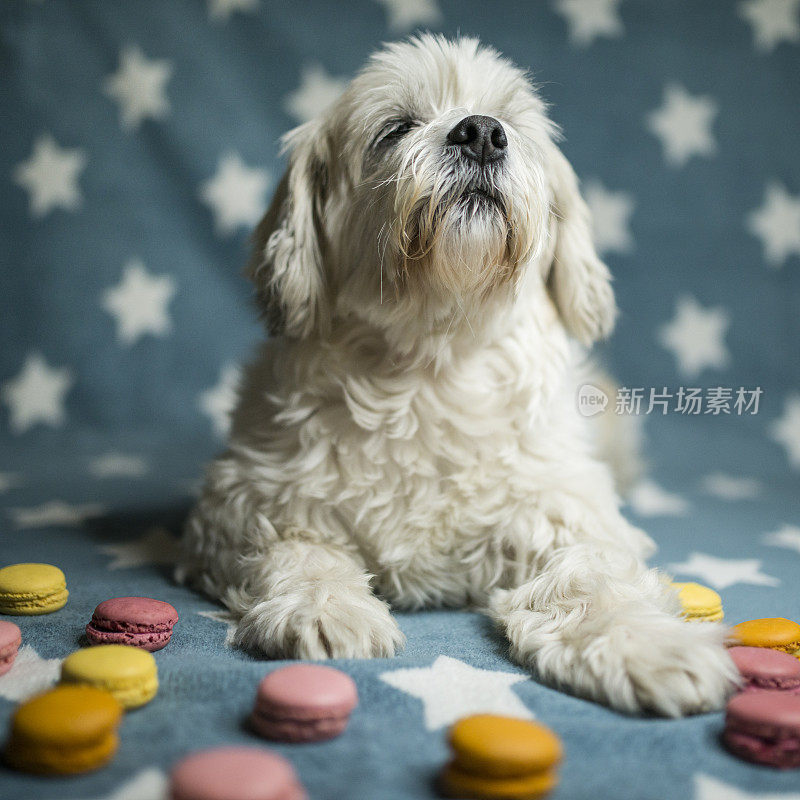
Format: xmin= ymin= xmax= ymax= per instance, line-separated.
xmin=2 ymin=2 xmax=800 ymax=798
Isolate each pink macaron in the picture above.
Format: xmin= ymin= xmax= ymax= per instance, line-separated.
xmin=86 ymin=596 xmax=178 ymax=651
xmin=250 ymin=664 xmax=358 ymax=743
xmin=729 ymin=646 xmax=800 ymax=694
xmin=0 ymin=620 xmax=22 ymax=676
xmin=170 ymin=746 xmax=306 ymax=800
xmin=723 ymin=690 xmax=800 ymax=768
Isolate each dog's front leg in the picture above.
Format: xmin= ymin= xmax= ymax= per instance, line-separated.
xmin=489 ymin=524 xmax=738 ymax=716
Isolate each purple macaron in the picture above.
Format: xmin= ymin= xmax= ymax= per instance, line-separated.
xmin=250 ymin=664 xmax=358 ymax=743
xmin=729 ymin=646 xmax=800 ymax=694
xmin=723 ymin=691 xmax=800 ymax=768
xmin=0 ymin=620 xmax=22 ymax=676
xmin=86 ymin=596 xmax=178 ymax=652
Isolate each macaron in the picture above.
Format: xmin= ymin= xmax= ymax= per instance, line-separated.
xmin=729 ymin=646 xmax=800 ymax=694
xmin=169 ymin=746 xmax=307 ymax=800
xmin=86 ymin=596 xmax=179 ymax=651
xmin=0 ymin=620 xmax=22 ymax=676
xmin=61 ymin=644 xmax=158 ymax=709
xmin=4 ymin=684 xmax=122 ymax=774
xmin=723 ymin=690 xmax=800 ymax=768
xmin=0 ymin=563 xmax=68 ymax=615
xmin=440 ymin=714 xmax=562 ymax=799
xmin=250 ymin=664 xmax=358 ymax=742
xmin=671 ymin=582 xmax=724 ymax=622
xmin=730 ymin=618 xmax=800 ymax=657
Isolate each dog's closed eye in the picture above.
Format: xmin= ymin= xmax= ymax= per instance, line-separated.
xmin=374 ymin=119 xmax=417 ymax=147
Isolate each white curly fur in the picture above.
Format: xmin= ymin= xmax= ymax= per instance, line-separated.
xmin=179 ymin=35 xmax=738 ymax=716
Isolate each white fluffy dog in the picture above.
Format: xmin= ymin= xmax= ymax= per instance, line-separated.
xmin=179 ymin=35 xmax=738 ymax=716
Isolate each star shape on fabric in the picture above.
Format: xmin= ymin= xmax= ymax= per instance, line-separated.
xmin=627 ymin=480 xmax=688 ymax=517
xmin=380 ymin=655 xmax=533 ymax=730
xmin=103 ymin=45 xmax=172 ymax=131
xmin=284 ymin=64 xmax=347 ymax=124
xmin=208 ymin=0 xmax=259 ymax=21
xmin=701 ymin=473 xmax=762 ymax=500
xmin=763 ymin=524 xmax=800 ymax=555
xmin=9 ymin=501 xmax=104 ymax=529
xmin=98 ymin=527 xmax=180 ymax=570
xmin=646 ymin=84 xmax=717 ymax=167
xmin=553 ymin=0 xmax=624 ymax=46
xmin=747 ymin=181 xmax=800 ymax=268
xmin=694 ymin=773 xmax=800 ymax=800
xmin=373 ymin=0 xmax=442 ymax=32
xmin=89 ymin=453 xmax=149 ymax=479
xmin=657 ymin=295 xmax=730 ymax=378
xmin=1 ymin=353 xmax=73 ymax=434
xmin=0 ymin=646 xmax=61 ymax=702
xmin=13 ymin=134 xmax=87 ymax=217
xmin=738 ymin=0 xmax=800 ymax=52
xmin=668 ymin=552 xmax=779 ymax=590
xmin=198 ymin=610 xmax=237 ymax=647
xmin=200 ymin=153 xmax=271 ymax=235
xmin=87 ymin=768 xmax=169 ymax=800
xmin=0 ymin=472 xmax=21 ymax=493
xmin=102 ymin=259 xmax=177 ymax=345
xmin=583 ymin=179 xmax=634 ymax=255
xmin=199 ymin=363 xmax=241 ymax=438
xmin=770 ymin=394 xmax=800 ymax=468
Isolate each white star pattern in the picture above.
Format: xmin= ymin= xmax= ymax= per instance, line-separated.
xmin=747 ymin=181 xmax=800 ymax=267
xmin=284 ymin=64 xmax=347 ymax=124
xmin=668 ymin=552 xmax=779 ymax=590
xmin=90 ymin=768 xmax=169 ymax=800
xmin=89 ymin=453 xmax=149 ymax=479
xmin=102 ymin=260 xmax=177 ymax=345
xmin=0 ymin=646 xmax=61 ymax=702
xmin=627 ymin=480 xmax=688 ymax=517
xmin=9 ymin=501 xmax=103 ymax=529
xmin=373 ymin=0 xmax=442 ymax=32
xmin=208 ymin=0 xmax=258 ymax=21
xmin=701 ymin=473 xmax=762 ymax=500
xmin=763 ymin=524 xmax=800 ymax=554
xmin=658 ymin=295 xmax=730 ymax=378
xmin=739 ymin=0 xmax=800 ymax=52
xmin=199 ymin=363 xmax=241 ymax=438
xmin=200 ymin=153 xmax=271 ymax=235
xmin=647 ymin=84 xmax=718 ymax=167
xmin=695 ymin=773 xmax=800 ymax=800
xmin=98 ymin=527 xmax=180 ymax=570
xmin=198 ymin=610 xmax=238 ymax=647
xmin=553 ymin=0 xmax=624 ymax=46
xmin=770 ymin=395 xmax=800 ymax=467
xmin=13 ymin=134 xmax=87 ymax=217
xmin=1 ymin=353 xmax=73 ymax=434
xmin=584 ymin=180 xmax=634 ymax=255
xmin=103 ymin=45 xmax=172 ymax=131
xmin=0 ymin=472 xmax=21 ymax=493
xmin=380 ymin=655 xmax=533 ymax=730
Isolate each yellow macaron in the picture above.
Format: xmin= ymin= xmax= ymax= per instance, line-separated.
xmin=672 ymin=582 xmax=724 ymax=622
xmin=61 ymin=644 xmax=158 ymax=709
xmin=0 ymin=563 xmax=68 ymax=615
xmin=730 ymin=618 xmax=800 ymax=657
xmin=440 ymin=715 xmax=562 ymax=799
xmin=4 ymin=684 xmax=122 ymax=774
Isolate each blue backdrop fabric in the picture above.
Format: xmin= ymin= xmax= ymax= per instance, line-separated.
xmin=2 ymin=1 xmax=800 ymax=798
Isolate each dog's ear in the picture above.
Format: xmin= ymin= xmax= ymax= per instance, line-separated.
xmin=247 ymin=122 xmax=330 ymax=338
xmin=544 ymin=144 xmax=617 ymax=345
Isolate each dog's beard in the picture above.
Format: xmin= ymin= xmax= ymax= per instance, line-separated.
xmin=390 ymin=161 xmax=537 ymax=300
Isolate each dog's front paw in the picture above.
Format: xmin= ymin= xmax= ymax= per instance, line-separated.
xmin=233 ymin=588 xmax=405 ymax=660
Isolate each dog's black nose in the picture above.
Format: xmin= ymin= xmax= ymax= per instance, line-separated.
xmin=447 ymin=115 xmax=508 ymax=166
